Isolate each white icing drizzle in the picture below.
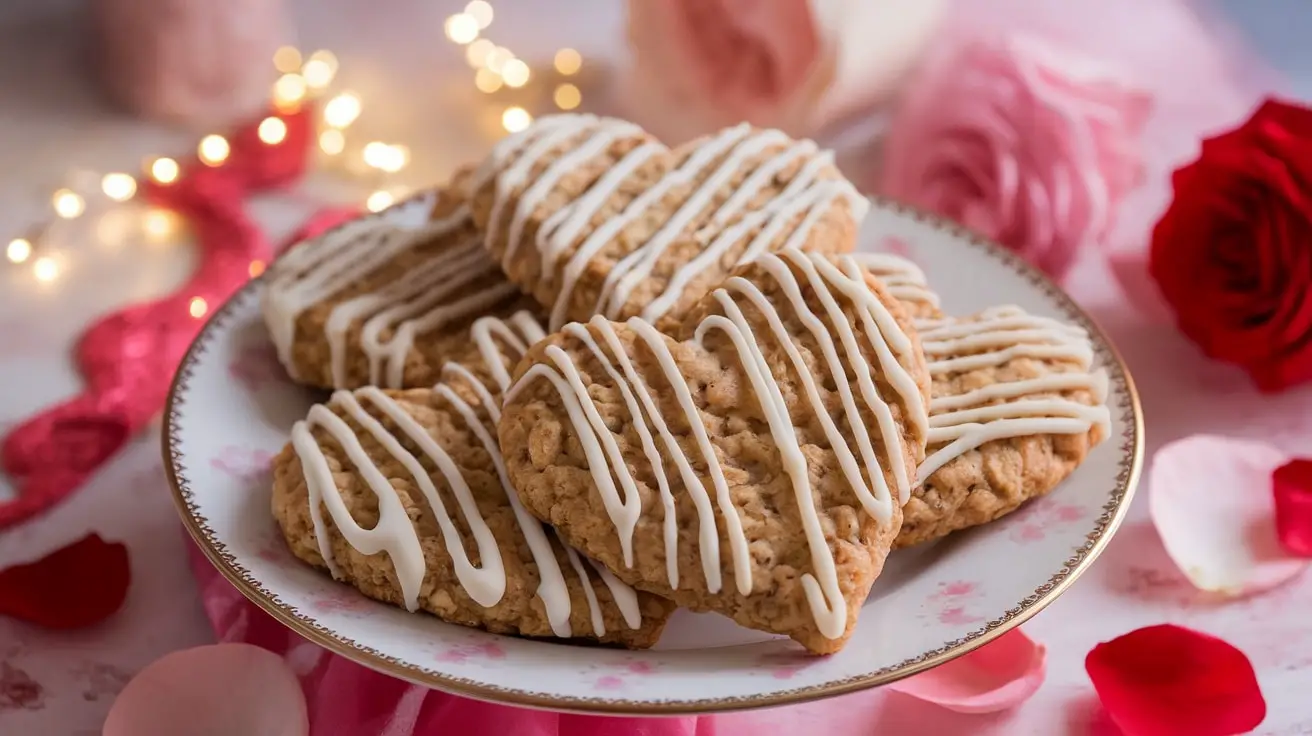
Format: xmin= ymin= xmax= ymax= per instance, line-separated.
xmin=811 ymin=253 xmax=1112 ymax=490
xmin=505 ymin=249 xmax=924 ymax=640
xmin=481 ymin=114 xmax=868 ymax=331
xmin=915 ymin=306 xmax=1112 ymax=483
xmin=847 ymin=252 xmax=941 ymax=310
xmin=263 ymin=200 xmax=516 ymax=389
xmin=293 ymin=311 xmax=643 ymax=638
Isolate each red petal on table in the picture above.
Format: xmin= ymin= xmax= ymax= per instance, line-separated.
xmin=885 ymin=628 xmax=1046 ymax=713
xmin=1273 ymin=458 xmax=1312 ymax=557
xmin=0 ymin=533 xmax=130 ymax=629
xmin=104 ymin=644 xmax=308 ymax=736
xmin=1149 ymin=435 xmax=1307 ymax=596
xmin=1086 ymin=624 xmax=1266 ymax=736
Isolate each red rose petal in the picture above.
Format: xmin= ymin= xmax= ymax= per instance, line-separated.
xmin=1086 ymin=624 xmax=1266 ymax=736
xmin=0 ymin=533 xmax=130 ymax=629
xmin=1273 ymin=458 xmax=1312 ymax=557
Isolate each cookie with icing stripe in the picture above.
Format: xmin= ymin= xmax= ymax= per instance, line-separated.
xmin=498 ymin=248 xmax=930 ymax=654
xmin=261 ymin=174 xmax=539 ymax=391
xmin=468 ymin=114 xmax=866 ymax=333
xmin=272 ymin=310 xmax=676 ymax=647
xmin=856 ymin=254 xmax=1111 ymax=547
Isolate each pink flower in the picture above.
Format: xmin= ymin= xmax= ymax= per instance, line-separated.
xmin=622 ymin=0 xmax=947 ymax=144
xmin=881 ymin=36 xmax=1152 ymax=281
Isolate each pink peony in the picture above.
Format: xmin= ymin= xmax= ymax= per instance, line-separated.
xmin=880 ymin=36 xmax=1152 ymax=281
xmin=622 ymin=0 xmax=947 ymax=145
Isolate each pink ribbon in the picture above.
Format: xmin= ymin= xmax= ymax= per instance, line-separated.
xmin=0 ymin=104 xmax=315 ymax=529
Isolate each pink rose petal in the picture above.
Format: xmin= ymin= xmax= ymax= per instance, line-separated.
xmin=104 ymin=644 xmax=308 ymax=736
xmin=1149 ymin=435 xmax=1309 ymax=597
xmin=885 ymin=628 xmax=1046 ymax=713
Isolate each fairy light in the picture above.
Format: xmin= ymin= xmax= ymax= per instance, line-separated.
xmin=248 ymin=260 xmax=266 ymax=278
xmin=6 ymin=238 xmax=31 ymax=264
xmin=362 ymin=142 xmax=389 ymax=169
xmin=53 ymin=189 xmax=85 ymax=219
xmin=188 ymin=296 xmax=208 ymax=319
xmin=273 ymin=46 xmax=302 ymax=73
xmin=383 ymin=145 xmax=409 ymax=173
xmin=554 ymin=48 xmax=582 ymax=76
xmin=144 ymin=209 xmax=174 ymax=239
xmin=101 ymin=173 xmax=137 ymax=202
xmin=274 ymin=73 xmax=308 ymax=111
xmin=319 ymin=129 xmax=346 ymax=155
xmin=465 ymin=38 xmax=495 ymax=67
xmin=303 ymin=50 xmax=338 ymax=89
xmin=502 ymin=106 xmax=531 ymax=133
xmin=465 ymin=0 xmax=494 ymax=28
xmin=149 ymin=157 xmax=180 ymax=184
xmin=474 ymin=68 xmax=503 ymax=93
xmin=554 ymin=83 xmax=581 ymax=111
xmin=501 ymin=58 xmax=530 ymax=88
xmin=33 ymin=257 xmax=58 ymax=283
xmin=366 ymin=190 xmax=395 ymax=212
xmin=258 ymin=116 xmax=288 ymax=145
xmin=444 ymin=13 xmax=480 ymax=44
xmin=323 ymin=92 xmax=362 ymax=128
xmin=198 ymin=135 xmax=231 ymax=166
xmin=485 ymin=47 xmax=514 ymax=74
xmin=363 ymin=142 xmax=408 ymax=173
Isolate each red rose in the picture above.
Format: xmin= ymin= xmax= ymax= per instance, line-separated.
xmin=1150 ymin=98 xmax=1312 ymax=392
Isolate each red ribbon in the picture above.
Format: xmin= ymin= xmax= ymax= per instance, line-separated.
xmin=0 ymin=104 xmax=316 ymax=529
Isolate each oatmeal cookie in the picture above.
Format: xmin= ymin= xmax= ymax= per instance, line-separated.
xmin=856 ymin=254 xmax=1111 ymax=547
xmin=467 ymin=113 xmax=866 ymax=332
xmin=262 ymin=173 xmax=538 ymax=390
xmin=272 ymin=310 xmax=676 ymax=647
xmin=498 ymin=249 xmax=930 ymax=654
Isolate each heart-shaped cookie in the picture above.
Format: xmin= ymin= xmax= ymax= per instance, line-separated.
xmin=273 ymin=310 xmax=676 ymax=647
xmin=262 ymin=173 xmax=538 ymax=390
xmin=468 ymin=114 xmax=866 ymax=332
xmin=855 ymin=254 xmax=1111 ymax=547
xmin=498 ymin=248 xmax=930 ymax=654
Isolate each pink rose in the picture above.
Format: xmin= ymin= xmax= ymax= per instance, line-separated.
xmin=92 ymin=0 xmax=290 ymax=126
xmin=880 ymin=36 xmax=1152 ymax=281
xmin=623 ymin=0 xmax=946 ymax=144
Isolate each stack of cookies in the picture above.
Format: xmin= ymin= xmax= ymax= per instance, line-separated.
xmin=262 ymin=114 xmax=1111 ymax=655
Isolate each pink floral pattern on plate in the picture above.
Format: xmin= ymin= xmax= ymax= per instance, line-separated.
xmin=310 ymin=589 xmax=373 ymax=617
xmin=922 ymin=580 xmax=986 ymax=626
xmin=209 ymin=446 xmax=274 ymax=484
xmin=227 ymin=341 xmax=286 ymax=392
xmin=434 ymin=642 xmax=506 ymax=664
xmin=877 ymin=235 xmax=917 ymax=260
xmin=755 ymin=651 xmax=823 ymax=680
xmin=1007 ymin=496 xmax=1088 ymax=544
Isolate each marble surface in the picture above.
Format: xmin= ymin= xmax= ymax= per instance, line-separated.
xmin=1 ymin=1 xmax=1311 ymax=734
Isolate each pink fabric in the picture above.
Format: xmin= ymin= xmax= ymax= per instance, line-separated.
xmin=187 ymin=543 xmax=715 ymax=736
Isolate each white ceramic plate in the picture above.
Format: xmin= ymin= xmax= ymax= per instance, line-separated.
xmin=166 ymin=197 xmax=1142 ymax=715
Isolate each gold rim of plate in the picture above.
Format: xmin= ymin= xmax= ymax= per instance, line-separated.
xmin=163 ymin=194 xmax=1145 ymax=715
